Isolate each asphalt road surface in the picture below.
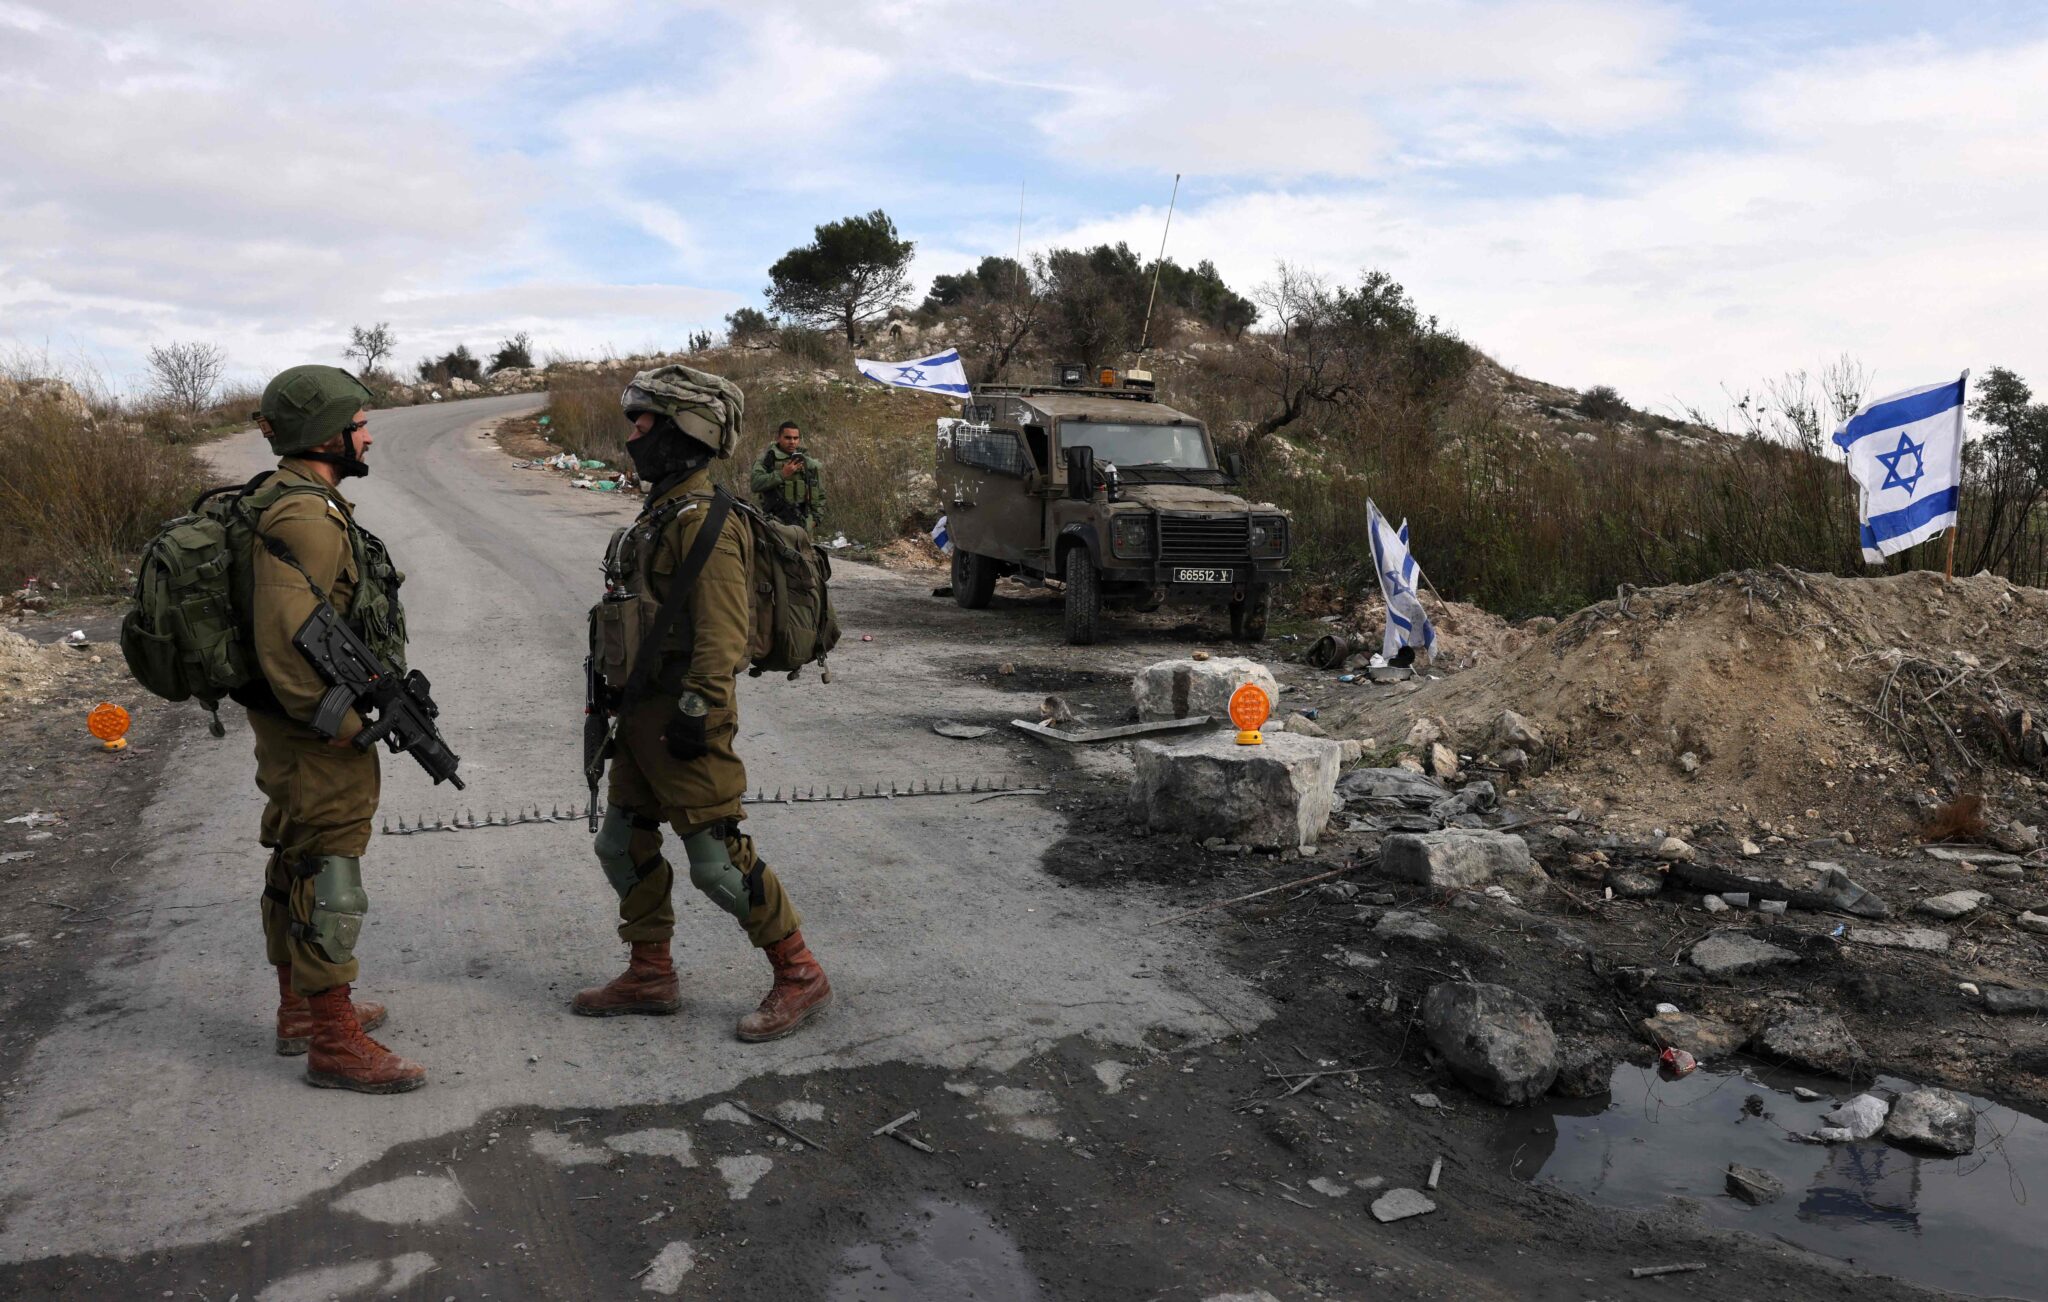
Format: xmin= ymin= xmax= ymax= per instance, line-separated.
xmin=0 ymin=396 xmax=1253 ymax=1285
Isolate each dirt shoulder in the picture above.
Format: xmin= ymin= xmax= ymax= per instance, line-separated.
xmin=0 ymin=602 xmax=192 ymax=1123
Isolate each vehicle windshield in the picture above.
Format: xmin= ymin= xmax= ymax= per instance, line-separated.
xmin=1059 ymin=420 xmax=1212 ymax=470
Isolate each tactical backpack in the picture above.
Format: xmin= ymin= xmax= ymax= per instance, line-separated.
xmin=119 ymin=472 xmax=401 ymax=732
xmin=593 ymin=487 xmax=838 ymax=703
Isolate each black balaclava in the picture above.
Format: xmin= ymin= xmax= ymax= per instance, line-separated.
xmin=627 ymin=415 xmax=710 ymax=495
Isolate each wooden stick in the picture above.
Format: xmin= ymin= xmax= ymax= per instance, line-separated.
xmin=1150 ymin=862 xmax=1359 ymax=926
xmin=732 ymin=1100 xmax=832 ymax=1152
xmin=1945 ymin=524 xmax=1956 ymax=583
xmin=1630 ymin=1263 xmax=1706 ymax=1279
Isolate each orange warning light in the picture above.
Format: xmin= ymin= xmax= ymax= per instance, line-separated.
xmin=1228 ymin=682 xmax=1271 ymax=746
xmin=88 ymin=702 xmax=130 ymax=751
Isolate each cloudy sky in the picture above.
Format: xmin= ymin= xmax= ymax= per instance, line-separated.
xmin=2 ymin=0 xmax=2043 ymax=415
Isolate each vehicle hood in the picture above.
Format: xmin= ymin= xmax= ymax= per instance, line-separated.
xmin=1117 ymin=483 xmax=1271 ymax=511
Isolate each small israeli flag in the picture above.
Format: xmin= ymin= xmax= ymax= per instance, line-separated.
xmin=1366 ymin=499 xmax=1436 ymax=664
xmin=855 ymin=348 xmax=972 ymax=396
xmin=931 ymin=514 xmax=951 ymax=554
xmin=1832 ymin=373 xmax=1968 ymax=563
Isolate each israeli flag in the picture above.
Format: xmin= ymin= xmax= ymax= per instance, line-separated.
xmin=1366 ymin=498 xmax=1436 ymax=664
xmin=1832 ymin=373 xmax=1968 ymax=563
xmin=855 ymin=348 xmax=972 ymax=396
xmin=931 ymin=514 xmax=951 ymax=554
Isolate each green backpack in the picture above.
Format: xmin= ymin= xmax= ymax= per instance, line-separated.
xmin=119 ymin=472 xmax=329 ymax=732
xmin=734 ymin=496 xmax=841 ymax=679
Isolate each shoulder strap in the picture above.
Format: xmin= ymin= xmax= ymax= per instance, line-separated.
xmin=617 ymin=489 xmax=735 ymax=710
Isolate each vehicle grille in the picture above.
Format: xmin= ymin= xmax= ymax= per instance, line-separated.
xmin=1158 ymin=514 xmax=1249 ymax=561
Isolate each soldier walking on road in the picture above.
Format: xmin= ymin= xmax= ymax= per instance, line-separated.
xmin=239 ymin=366 xmax=424 ymax=1093
xmin=575 ymin=366 xmax=833 ymax=1040
xmin=749 ymin=420 xmax=824 ymax=532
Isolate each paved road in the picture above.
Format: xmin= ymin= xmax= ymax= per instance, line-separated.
xmin=0 ymin=395 xmax=1252 ymax=1265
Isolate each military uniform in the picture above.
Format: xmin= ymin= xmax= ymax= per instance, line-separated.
xmin=749 ymin=444 xmax=825 ymax=531
xmin=239 ymin=364 xmax=423 ymax=1093
xmin=601 ymin=467 xmax=802 ymax=948
xmin=577 ymin=364 xmax=831 ymax=1040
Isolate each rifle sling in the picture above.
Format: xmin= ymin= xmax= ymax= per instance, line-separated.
xmin=616 ymin=488 xmax=734 ymax=714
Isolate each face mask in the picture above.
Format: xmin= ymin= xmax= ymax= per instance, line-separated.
xmin=627 ymin=417 xmax=703 ymax=485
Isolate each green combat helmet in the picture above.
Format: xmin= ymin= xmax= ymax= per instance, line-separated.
xmin=257 ymin=365 xmax=373 ymax=455
xmin=620 ymin=364 xmax=744 ymax=458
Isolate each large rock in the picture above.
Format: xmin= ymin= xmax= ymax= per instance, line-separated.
xmin=1133 ymin=657 xmax=1280 ymax=723
xmin=1883 ymin=1088 xmax=1976 ymax=1155
xmin=1916 ymin=890 xmax=1991 ymax=920
xmin=1725 ymin=1164 xmax=1784 ymax=1205
xmin=1129 ymin=730 xmax=1339 ymax=850
xmin=1687 ymin=932 xmax=1799 ymax=977
xmin=1421 ymin=981 xmax=1558 ymax=1105
xmin=1640 ymin=1011 xmax=1745 ymax=1059
xmin=1819 ymin=1093 xmax=1890 ymax=1141
xmin=1749 ymin=1009 xmax=1864 ymax=1077
xmin=1382 ymin=828 xmax=1534 ymax=890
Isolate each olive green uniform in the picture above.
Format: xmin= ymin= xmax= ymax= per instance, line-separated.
xmin=749 ymin=445 xmax=824 ymax=530
xmin=601 ymin=467 xmax=802 ymax=949
xmin=239 ymin=460 xmax=402 ymax=995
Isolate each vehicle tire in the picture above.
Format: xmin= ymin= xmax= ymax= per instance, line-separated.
xmin=1229 ymin=587 xmax=1269 ymax=642
xmin=1062 ymin=547 xmax=1101 ymax=645
xmin=952 ymin=547 xmax=997 ymax=609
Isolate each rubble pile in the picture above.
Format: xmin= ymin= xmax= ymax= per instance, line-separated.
xmin=1324 ymin=567 xmax=2048 ymax=839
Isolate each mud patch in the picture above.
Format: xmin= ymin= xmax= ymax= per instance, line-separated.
xmin=828 ymin=1197 xmax=1040 ymax=1300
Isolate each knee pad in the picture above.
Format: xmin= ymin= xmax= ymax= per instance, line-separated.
xmin=683 ymin=829 xmax=751 ymax=920
xmin=291 ymin=855 xmax=367 ymax=965
xmin=595 ymin=806 xmax=666 ymax=900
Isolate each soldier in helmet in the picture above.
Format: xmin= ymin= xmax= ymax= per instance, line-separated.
xmin=238 ymin=366 xmax=424 ymax=1092
xmin=574 ymin=365 xmax=833 ymax=1040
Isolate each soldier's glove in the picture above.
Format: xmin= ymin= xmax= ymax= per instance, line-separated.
xmin=662 ymin=692 xmax=712 ymax=761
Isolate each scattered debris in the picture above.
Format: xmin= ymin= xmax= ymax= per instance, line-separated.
xmin=1629 ymin=1263 xmax=1706 ymax=1279
xmin=932 ymin=720 xmax=994 ymax=740
xmin=1725 ymin=1163 xmax=1784 ymax=1205
xmin=1369 ymin=1188 xmax=1437 ymax=1223
xmin=731 ymin=1100 xmax=831 ymax=1152
xmin=1817 ymin=1093 xmax=1890 ymax=1142
xmin=872 ymin=1110 xmax=935 ymax=1154
xmin=1916 ymin=890 xmax=1992 ymax=920
xmin=1686 ymin=932 xmax=1800 ymax=977
xmin=1982 ymin=987 xmax=2048 ymax=1015
xmin=1012 ymin=715 xmax=1213 ymax=745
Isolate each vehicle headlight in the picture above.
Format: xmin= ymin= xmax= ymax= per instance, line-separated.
xmin=1112 ymin=514 xmax=1154 ymax=558
xmin=1249 ymin=516 xmax=1287 ymax=557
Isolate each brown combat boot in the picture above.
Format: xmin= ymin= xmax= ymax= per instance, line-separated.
xmin=571 ymin=940 xmax=682 ymax=1017
xmin=274 ymin=963 xmax=386 ymax=1056
xmin=736 ymin=930 xmax=832 ymax=1042
xmin=304 ymin=985 xmax=426 ymax=1094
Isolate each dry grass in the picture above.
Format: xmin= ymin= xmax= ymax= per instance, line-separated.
xmin=0 ymin=393 xmax=207 ymax=594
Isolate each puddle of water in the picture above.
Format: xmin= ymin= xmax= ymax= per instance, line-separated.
xmin=828 ymin=1197 xmax=1042 ymax=1301
xmin=1501 ymin=1064 xmax=2046 ymax=1300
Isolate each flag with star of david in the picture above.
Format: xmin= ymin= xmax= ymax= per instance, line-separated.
xmin=1831 ymin=372 xmax=1968 ymax=563
xmin=854 ymin=348 xmax=972 ymax=397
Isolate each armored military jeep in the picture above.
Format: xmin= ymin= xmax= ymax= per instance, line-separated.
xmin=937 ymin=365 xmax=1291 ymax=644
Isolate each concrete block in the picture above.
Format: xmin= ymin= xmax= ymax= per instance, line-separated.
xmin=1129 ymin=730 xmax=1340 ymax=850
xmin=1133 ymin=657 xmax=1280 ymax=723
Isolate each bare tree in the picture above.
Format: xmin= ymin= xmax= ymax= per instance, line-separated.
xmin=146 ymin=341 xmax=227 ymax=414
xmin=967 ymin=263 xmax=1044 ymax=384
xmin=1246 ymin=266 xmax=1358 ymax=444
xmin=345 ymin=323 xmax=397 ymax=375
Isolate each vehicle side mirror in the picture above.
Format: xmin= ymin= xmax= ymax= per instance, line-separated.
xmin=1225 ymin=451 xmax=1246 ymax=481
xmin=1065 ymin=445 xmax=1094 ymax=500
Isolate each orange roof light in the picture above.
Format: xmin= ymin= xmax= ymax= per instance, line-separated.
xmin=1098 ymin=368 xmax=1118 ymax=388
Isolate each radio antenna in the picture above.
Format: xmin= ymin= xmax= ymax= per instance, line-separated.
xmin=1137 ymin=172 xmax=1181 ymax=353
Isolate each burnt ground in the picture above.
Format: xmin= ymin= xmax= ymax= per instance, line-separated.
xmin=0 ymin=573 xmax=2035 ymax=1300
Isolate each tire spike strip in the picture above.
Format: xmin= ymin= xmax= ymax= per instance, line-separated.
xmin=379 ymin=776 xmax=1032 ymax=834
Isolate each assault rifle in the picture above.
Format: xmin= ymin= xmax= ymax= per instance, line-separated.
xmin=582 ymin=651 xmax=614 ymax=832
xmin=295 ymin=602 xmax=465 ymax=788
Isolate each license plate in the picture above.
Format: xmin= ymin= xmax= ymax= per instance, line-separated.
xmin=1173 ymin=567 xmax=1229 ymax=584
